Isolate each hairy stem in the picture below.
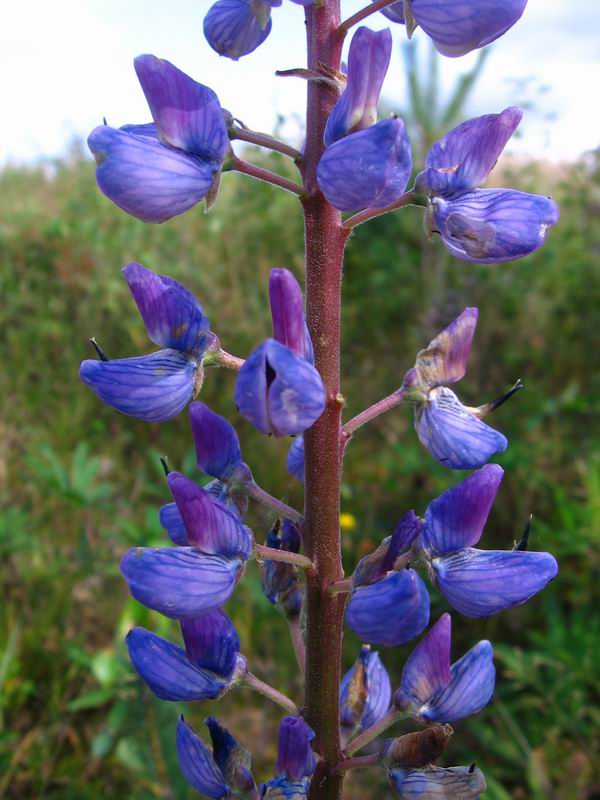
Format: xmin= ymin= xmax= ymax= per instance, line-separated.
xmin=214 ymin=348 xmax=245 ymax=371
xmin=243 ymin=672 xmax=299 ymax=715
xmin=346 ymin=708 xmax=403 ymax=755
xmin=301 ymin=3 xmax=349 ymax=799
xmin=253 ymin=543 xmax=314 ymax=571
xmin=229 ymin=126 xmax=302 ymax=160
xmin=342 ymin=388 xmax=406 ymax=438
xmin=231 ymin=156 xmax=305 ymax=196
xmin=246 ymin=481 xmax=303 ymax=524
xmin=337 ymin=753 xmax=380 ymax=773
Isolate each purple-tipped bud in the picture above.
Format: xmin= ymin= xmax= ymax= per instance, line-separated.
xmin=204 ymin=0 xmax=273 ymax=60
xmin=189 ymin=401 xmax=246 ymax=481
xmin=234 ymin=339 xmax=325 ymax=436
xmin=123 ymin=263 xmax=211 ymax=354
xmin=340 ymin=646 xmax=391 ymax=734
xmin=269 ymin=268 xmax=313 ymax=362
xmin=422 ymin=465 xmax=504 ymax=556
xmin=418 ymin=109 xmax=523 ymax=198
xmin=398 ymin=614 xmax=495 ymax=723
xmin=167 ymin=472 xmax=253 ymax=559
xmin=324 ymin=27 xmax=392 ymax=146
xmin=261 ymin=520 xmax=304 ymax=618
xmin=317 ymin=117 xmax=412 ymax=212
xmin=79 ymin=350 xmax=199 ymax=422
xmin=276 ymin=717 xmax=316 ymax=781
xmin=346 ymin=569 xmax=430 ymax=647
xmin=120 ymin=547 xmax=243 ymax=619
xmin=287 ymin=435 xmax=305 ymax=483
xmin=387 ymin=765 xmax=486 ymax=798
xmin=176 ymin=716 xmax=229 ymax=798
xmin=353 ymin=510 xmax=423 ymax=587
xmin=133 ymin=55 xmax=229 ymax=162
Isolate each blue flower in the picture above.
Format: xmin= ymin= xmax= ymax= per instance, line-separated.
xmin=346 ymin=568 xmax=430 ymax=647
xmin=374 ymin=0 xmax=527 ymax=58
xmin=260 ymin=716 xmax=315 ymax=798
xmin=396 ymin=613 xmax=495 ymax=723
xmin=403 ymin=307 xmax=510 ymax=469
xmin=80 ymin=263 xmax=211 ymax=422
xmin=317 ymin=117 xmax=412 ymax=212
xmin=88 ymin=55 xmax=229 ymax=223
xmin=416 ymin=108 xmax=558 ymax=263
xmin=419 ymin=465 xmax=558 ymax=617
xmin=126 ymin=609 xmax=245 ymax=701
xmin=177 ymin=715 xmax=257 ymax=798
xmin=339 ymin=646 xmax=391 ymax=739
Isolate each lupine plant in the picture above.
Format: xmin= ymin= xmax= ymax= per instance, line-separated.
xmin=81 ymin=2 xmax=560 ymax=797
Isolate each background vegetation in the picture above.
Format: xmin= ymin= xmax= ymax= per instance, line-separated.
xmin=1 ymin=44 xmax=600 ymax=800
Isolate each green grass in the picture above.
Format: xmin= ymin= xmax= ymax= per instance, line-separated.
xmin=1 ymin=146 xmax=600 ymax=798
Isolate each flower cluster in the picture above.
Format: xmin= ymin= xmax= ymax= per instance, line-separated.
xmin=79 ymin=3 xmax=562 ymax=797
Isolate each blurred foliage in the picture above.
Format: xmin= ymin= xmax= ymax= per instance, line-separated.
xmin=2 ymin=40 xmax=600 ymax=800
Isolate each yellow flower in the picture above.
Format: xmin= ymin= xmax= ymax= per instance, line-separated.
xmin=340 ymin=512 xmax=357 ymax=531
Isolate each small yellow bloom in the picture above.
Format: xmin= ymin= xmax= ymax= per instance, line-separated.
xmin=340 ymin=512 xmax=357 ymax=531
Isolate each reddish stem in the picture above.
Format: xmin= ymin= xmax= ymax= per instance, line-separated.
xmin=231 ymin=156 xmax=305 ymax=196
xmin=342 ymin=388 xmax=407 ymax=439
xmin=343 ymin=190 xmax=418 ymax=229
xmin=300 ymin=3 xmax=349 ymax=799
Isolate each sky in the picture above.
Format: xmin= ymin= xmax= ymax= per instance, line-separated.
xmin=1 ymin=0 xmax=599 ymax=166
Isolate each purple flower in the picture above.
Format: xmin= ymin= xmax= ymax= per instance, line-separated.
xmin=416 ymin=108 xmax=558 ymax=263
xmin=346 ymin=569 xmax=430 ymax=647
xmin=120 ymin=547 xmax=243 ymax=619
xmin=324 ymin=27 xmax=392 ymax=146
xmin=260 ymin=717 xmax=315 ymax=797
xmin=159 ymin=501 xmax=189 ymax=545
xmin=387 ymin=765 xmax=486 ymax=799
xmin=126 ymin=609 xmax=245 ymax=701
xmin=375 ymin=0 xmax=527 ymax=58
xmin=317 ymin=117 xmax=412 ymax=212
xmin=403 ymin=307 xmax=510 ymax=469
xmin=167 ymin=471 xmax=253 ymax=559
xmin=420 ymin=465 xmax=558 ymax=617
xmin=88 ymin=55 xmax=228 ymax=223
xmin=177 ymin=715 xmax=257 ymax=798
xmin=339 ymin=646 xmax=391 ymax=737
xmin=396 ymin=614 xmax=495 ymax=723
xmin=269 ymin=268 xmax=314 ymax=362
xmin=235 ymin=339 xmax=325 ymax=436
xmin=80 ymin=263 xmax=210 ymax=422
xmin=261 ymin=519 xmax=304 ymax=618
xmin=276 ymin=717 xmax=316 ymax=780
